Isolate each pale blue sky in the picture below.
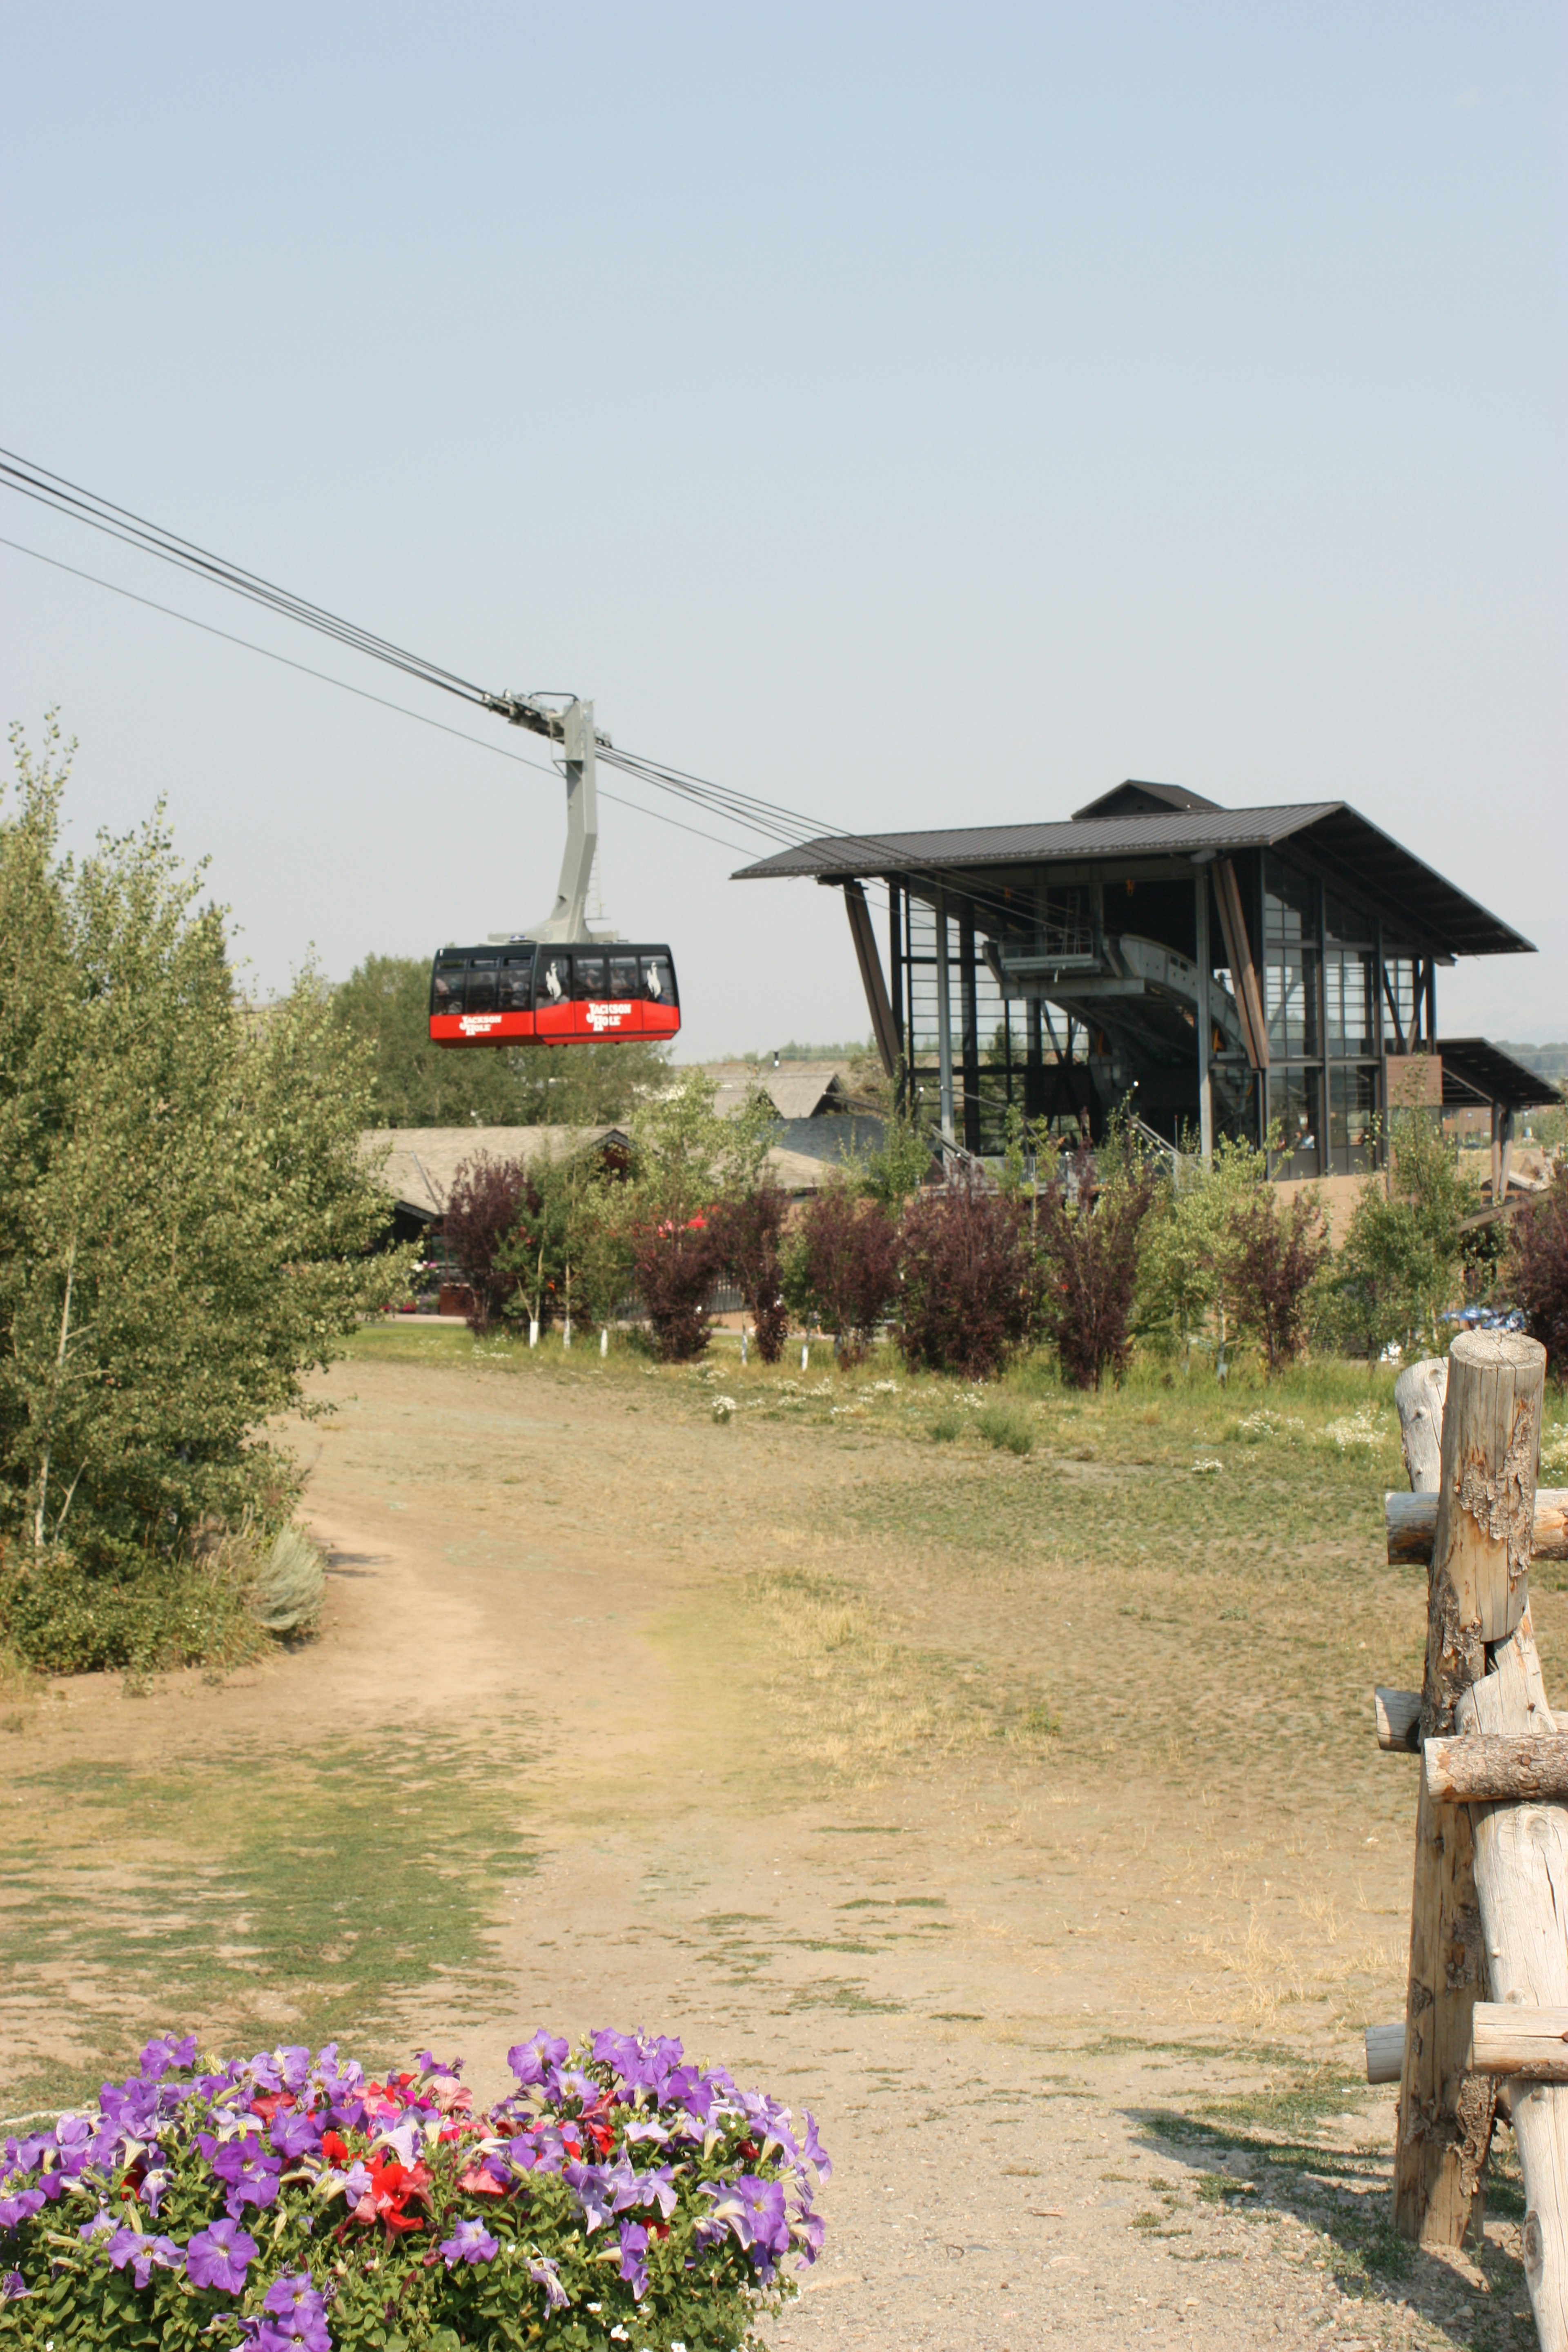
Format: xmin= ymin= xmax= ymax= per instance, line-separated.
xmin=3 ymin=2 xmax=1564 ymax=1054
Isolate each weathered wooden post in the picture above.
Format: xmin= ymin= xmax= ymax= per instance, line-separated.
xmin=1394 ymin=1332 xmax=1546 ymax=2246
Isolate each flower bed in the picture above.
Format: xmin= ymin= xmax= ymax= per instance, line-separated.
xmin=0 ymin=2030 xmax=829 ymax=2350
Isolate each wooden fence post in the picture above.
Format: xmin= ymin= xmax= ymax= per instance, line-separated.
xmin=1394 ymin=1330 xmax=1544 ymax=2244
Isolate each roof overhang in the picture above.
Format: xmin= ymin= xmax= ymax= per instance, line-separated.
xmin=733 ymin=798 xmax=1534 ymax=960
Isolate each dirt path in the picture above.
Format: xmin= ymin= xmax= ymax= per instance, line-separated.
xmin=3 ymin=1347 xmax=1541 ymax=2350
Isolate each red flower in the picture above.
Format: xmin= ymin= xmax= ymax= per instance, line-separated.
xmin=352 ymin=2154 xmax=432 ymax=2238
xmin=585 ymin=2120 xmax=615 ymax=2156
xmin=321 ymin=2131 xmax=350 ymax=2165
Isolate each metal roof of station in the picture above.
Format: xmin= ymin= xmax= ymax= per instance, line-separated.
xmin=1436 ymin=1038 xmax=1558 ymax=1112
xmin=732 ymin=785 xmax=1535 ymax=960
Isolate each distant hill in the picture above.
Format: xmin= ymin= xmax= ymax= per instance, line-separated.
xmin=1495 ymin=1040 xmax=1568 ymax=1085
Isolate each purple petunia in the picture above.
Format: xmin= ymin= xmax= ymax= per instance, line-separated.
xmin=506 ymin=2030 xmax=568 ymax=2086
xmin=439 ymin=2216 xmax=498 ymax=2268
xmin=617 ymin=2219 xmax=649 ymax=2299
xmin=529 ymin=2254 xmax=568 ymax=2311
xmin=1 ymin=2271 xmax=27 ymax=2301
xmin=185 ymin=2216 xmax=258 ymax=2294
xmin=253 ymin=2270 xmax=332 ymax=2352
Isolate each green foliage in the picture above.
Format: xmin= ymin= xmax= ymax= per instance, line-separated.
xmin=1135 ymin=1131 xmax=1270 ymax=1370
xmin=1332 ymin=1109 xmax=1481 ymax=1357
xmin=0 ymin=1539 xmax=264 ymax=1675
xmin=332 ymin=951 xmax=670 ymax=1127
xmin=849 ymin=1098 xmax=937 ymax=1209
xmin=975 ymin=1399 xmax=1034 ymax=1454
xmin=0 ymin=720 xmax=409 ymax=1661
xmin=1530 ymin=1082 xmax=1568 ymax=1155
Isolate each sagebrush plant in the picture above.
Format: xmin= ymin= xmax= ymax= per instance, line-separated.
xmin=0 ymin=2031 xmax=828 ymax=2351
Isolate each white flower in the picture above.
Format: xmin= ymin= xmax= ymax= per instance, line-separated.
xmin=1192 ymin=1457 xmax=1223 ymax=1474
xmin=711 ymin=1396 xmax=738 ymax=1421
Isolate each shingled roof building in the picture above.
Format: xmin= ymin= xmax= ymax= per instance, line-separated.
xmin=735 ymin=780 xmax=1543 ymax=1179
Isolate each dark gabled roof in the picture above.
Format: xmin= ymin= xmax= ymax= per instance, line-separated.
xmin=733 ymin=798 xmax=1535 ymax=960
xmin=1437 ymin=1038 xmax=1559 ymax=1112
xmin=1072 ymin=778 xmax=1223 ymax=820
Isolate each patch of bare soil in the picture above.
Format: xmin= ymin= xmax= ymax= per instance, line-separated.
xmin=2 ymin=1351 xmax=1538 ymax=2350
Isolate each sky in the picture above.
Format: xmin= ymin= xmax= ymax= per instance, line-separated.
xmin=2 ymin=2 xmax=1564 ymax=1058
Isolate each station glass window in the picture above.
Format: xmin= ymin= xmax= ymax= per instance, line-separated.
xmin=1328 ymin=1065 xmax=1378 ymax=1172
xmin=1267 ymin=1068 xmax=1321 ymax=1178
xmin=1384 ymin=953 xmax=1419 ymax=1050
xmin=1263 ymin=857 xmax=1319 ymax=1058
xmin=1325 ymin=947 xmax=1376 ymax=1059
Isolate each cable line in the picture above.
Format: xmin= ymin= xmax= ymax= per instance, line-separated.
xmin=2 ymin=446 xmax=1033 ymax=937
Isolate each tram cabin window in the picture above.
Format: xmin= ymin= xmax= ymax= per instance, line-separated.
xmin=465 ymin=958 xmax=499 ymax=1016
xmin=432 ymin=960 xmax=466 ymax=1015
xmin=641 ymin=953 xmax=675 ymax=1004
xmin=609 ymin=955 xmax=640 ymax=999
xmin=572 ymin=955 xmax=608 ymax=1000
xmin=497 ymin=955 xmax=533 ymax=1011
xmin=539 ymin=953 xmax=570 ymax=1006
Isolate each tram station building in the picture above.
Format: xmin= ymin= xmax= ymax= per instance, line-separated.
xmin=735 ymin=780 xmax=1547 ymax=1180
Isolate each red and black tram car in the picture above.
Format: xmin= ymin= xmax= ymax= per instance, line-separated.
xmin=428 ymin=943 xmax=680 ymax=1048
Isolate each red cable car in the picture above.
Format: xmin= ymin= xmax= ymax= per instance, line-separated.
xmin=426 ymin=694 xmax=682 ymax=1051
xmin=428 ymin=941 xmax=680 ymax=1048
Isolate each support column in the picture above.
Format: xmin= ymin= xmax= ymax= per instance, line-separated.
xmin=1195 ymin=870 xmax=1213 ymax=1167
xmin=959 ymin=906 xmax=980 ymax=1154
xmin=1025 ymin=998 xmax=1044 ymax=1121
xmin=935 ymin=892 xmax=954 ymax=1145
xmin=1425 ymin=960 xmax=1439 ymax=1055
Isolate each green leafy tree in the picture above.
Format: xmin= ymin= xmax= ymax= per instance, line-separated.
xmin=1334 ymin=1107 xmax=1481 ymax=1359
xmin=332 ymin=951 xmax=671 ymax=1126
xmin=0 ymin=720 xmax=409 ymax=1631
xmin=1135 ymin=1131 xmax=1271 ymax=1372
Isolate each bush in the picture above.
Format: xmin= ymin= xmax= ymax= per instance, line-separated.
xmin=0 ymin=1538 xmax=263 ymax=1676
xmin=443 ymin=1153 xmax=528 ymax=1331
xmin=1332 ymin=1108 xmax=1480 ymax=1357
xmin=896 ymin=1182 xmax=1035 ymax=1381
xmin=629 ymin=1216 xmax=726 ymax=1361
xmin=0 ymin=2030 xmax=829 ymax=2350
xmin=1035 ymin=1138 xmax=1159 ymax=1389
xmin=710 ymin=1183 xmax=791 ymax=1362
xmin=976 ymin=1400 xmax=1034 ymax=1455
xmin=788 ymin=1186 xmax=899 ymax=1368
xmin=1227 ymin=1190 xmax=1332 ymax=1375
xmin=1511 ymin=1163 xmax=1568 ymax=1380
xmin=246 ymin=1524 xmax=327 ymax=1634
xmin=928 ymin=1410 xmax=962 ymax=1443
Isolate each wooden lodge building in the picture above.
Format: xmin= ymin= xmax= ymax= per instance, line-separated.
xmin=735 ymin=779 xmax=1548 ymax=1182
